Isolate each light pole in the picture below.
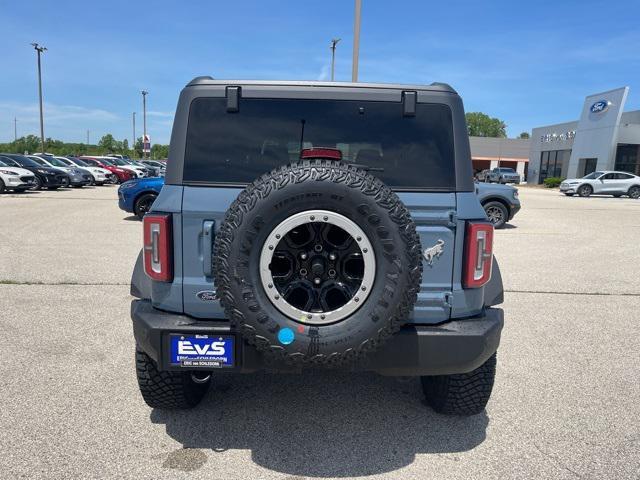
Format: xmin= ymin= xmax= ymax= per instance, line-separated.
xmin=141 ymin=90 xmax=148 ymax=159
xmin=31 ymin=42 xmax=47 ymax=152
xmin=14 ymin=117 xmax=17 ymax=142
xmin=330 ymin=38 xmax=341 ymax=81
xmin=351 ymin=0 xmax=362 ymax=82
xmin=87 ymin=130 xmax=90 ymax=145
xmin=132 ymin=112 xmax=136 ymax=155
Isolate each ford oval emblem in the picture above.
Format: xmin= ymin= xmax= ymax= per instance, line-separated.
xmin=196 ymin=290 xmax=218 ymax=302
xmin=590 ymin=100 xmax=610 ymax=114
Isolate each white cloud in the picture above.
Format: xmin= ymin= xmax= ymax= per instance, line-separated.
xmin=317 ymin=64 xmax=330 ymax=81
xmin=147 ymin=110 xmax=175 ymax=118
xmin=0 ymin=101 xmax=118 ymax=125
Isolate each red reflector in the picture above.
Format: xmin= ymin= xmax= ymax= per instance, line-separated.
xmin=300 ymin=147 xmax=342 ymax=160
xmin=143 ymin=214 xmax=173 ymax=282
xmin=463 ymin=222 xmax=493 ymax=288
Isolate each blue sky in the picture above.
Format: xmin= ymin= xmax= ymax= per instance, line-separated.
xmin=1 ymin=0 xmax=640 ymax=144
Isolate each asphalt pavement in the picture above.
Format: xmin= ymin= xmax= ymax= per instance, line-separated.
xmin=0 ymin=185 xmax=638 ymax=479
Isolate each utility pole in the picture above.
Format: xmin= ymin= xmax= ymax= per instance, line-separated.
xmin=351 ymin=0 xmax=362 ymax=82
xmin=87 ymin=130 xmax=90 ymax=145
xmin=141 ymin=90 xmax=148 ymax=159
xmin=14 ymin=117 xmax=17 ymax=142
xmin=31 ymin=43 xmax=47 ymax=152
xmin=132 ymin=112 xmax=136 ymax=154
xmin=330 ymin=38 xmax=341 ymax=81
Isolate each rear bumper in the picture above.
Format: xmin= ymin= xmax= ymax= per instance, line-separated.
xmin=131 ymin=299 xmax=503 ymax=376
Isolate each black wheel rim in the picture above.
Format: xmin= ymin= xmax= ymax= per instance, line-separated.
xmin=260 ymin=210 xmax=375 ymax=325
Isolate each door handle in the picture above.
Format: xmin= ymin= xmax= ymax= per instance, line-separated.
xmin=202 ymin=220 xmax=215 ymax=277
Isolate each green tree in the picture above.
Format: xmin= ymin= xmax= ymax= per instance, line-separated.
xmin=518 ymin=132 xmax=530 ymax=139
xmin=151 ymin=143 xmax=169 ymax=159
xmin=465 ymin=112 xmax=507 ymax=138
xmin=98 ymin=133 xmax=117 ymax=152
xmin=134 ymin=137 xmax=144 ymax=158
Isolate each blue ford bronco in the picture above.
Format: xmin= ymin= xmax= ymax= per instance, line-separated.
xmin=130 ymin=79 xmax=504 ymax=415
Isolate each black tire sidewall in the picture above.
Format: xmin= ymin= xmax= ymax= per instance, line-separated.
xmin=215 ymin=162 xmax=421 ymax=363
xmin=135 ymin=193 xmax=157 ymax=219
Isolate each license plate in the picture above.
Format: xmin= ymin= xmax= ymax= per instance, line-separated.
xmin=169 ymin=334 xmax=234 ymax=368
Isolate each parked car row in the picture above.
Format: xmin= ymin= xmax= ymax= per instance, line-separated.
xmin=0 ymin=153 xmax=166 ymax=193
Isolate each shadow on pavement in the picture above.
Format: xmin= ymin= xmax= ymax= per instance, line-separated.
xmin=151 ymin=370 xmax=488 ymax=477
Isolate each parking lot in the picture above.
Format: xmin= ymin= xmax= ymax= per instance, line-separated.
xmin=1 ymin=185 xmax=639 ymax=479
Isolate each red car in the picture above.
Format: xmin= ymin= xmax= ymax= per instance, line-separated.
xmin=80 ymin=157 xmax=134 ymax=183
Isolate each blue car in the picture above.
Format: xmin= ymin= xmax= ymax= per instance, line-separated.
xmin=118 ymin=177 xmax=164 ymax=219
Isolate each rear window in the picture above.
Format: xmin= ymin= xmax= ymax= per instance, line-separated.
xmin=183 ymin=97 xmax=455 ymax=190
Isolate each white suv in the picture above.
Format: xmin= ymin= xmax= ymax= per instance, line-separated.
xmin=0 ymin=157 xmax=35 ymax=192
xmin=560 ymin=171 xmax=640 ymax=198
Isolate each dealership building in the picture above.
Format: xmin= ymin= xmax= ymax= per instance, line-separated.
xmin=527 ymin=87 xmax=640 ymax=183
xmin=469 ymin=136 xmax=530 ymax=179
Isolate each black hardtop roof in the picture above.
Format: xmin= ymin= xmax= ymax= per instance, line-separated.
xmin=185 ymin=77 xmax=457 ymax=94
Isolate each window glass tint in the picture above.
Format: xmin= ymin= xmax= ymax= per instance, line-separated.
xmin=583 ymin=171 xmax=604 ymax=179
xmin=184 ymin=97 xmax=455 ymax=189
xmin=30 ymin=157 xmax=47 ymax=166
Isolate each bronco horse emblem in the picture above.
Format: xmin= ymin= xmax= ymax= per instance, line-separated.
xmin=423 ymin=239 xmax=445 ymax=266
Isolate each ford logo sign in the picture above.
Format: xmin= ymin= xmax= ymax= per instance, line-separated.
xmin=590 ymin=100 xmax=610 ymax=114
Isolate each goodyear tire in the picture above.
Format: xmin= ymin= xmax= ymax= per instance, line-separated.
xmin=214 ymin=160 xmax=422 ymax=366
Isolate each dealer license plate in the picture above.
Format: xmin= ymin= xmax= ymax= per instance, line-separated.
xmin=169 ymin=334 xmax=234 ymax=368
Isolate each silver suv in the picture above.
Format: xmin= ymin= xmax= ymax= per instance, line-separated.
xmin=560 ymin=171 xmax=640 ymax=198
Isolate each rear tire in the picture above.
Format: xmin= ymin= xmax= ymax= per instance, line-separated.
xmin=0 ymin=178 xmax=5 ymax=193
xmin=135 ymin=347 xmax=210 ymax=409
xmin=422 ymin=353 xmax=497 ymax=416
xmin=628 ymin=186 xmax=640 ymax=199
xmin=577 ymin=184 xmax=592 ymax=197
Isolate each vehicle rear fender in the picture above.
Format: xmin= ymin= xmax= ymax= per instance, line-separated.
xmin=130 ymin=250 xmax=152 ymax=299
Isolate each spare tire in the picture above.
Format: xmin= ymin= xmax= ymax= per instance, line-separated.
xmin=214 ymin=160 xmax=422 ymax=366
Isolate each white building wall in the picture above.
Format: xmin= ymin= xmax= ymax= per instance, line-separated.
xmin=566 ymin=87 xmax=628 ymax=178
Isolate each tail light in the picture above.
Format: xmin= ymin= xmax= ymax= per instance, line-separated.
xmin=143 ymin=214 xmax=173 ymax=282
xmin=463 ymin=222 xmax=493 ymax=288
xmin=300 ymin=147 xmax=342 ymax=160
